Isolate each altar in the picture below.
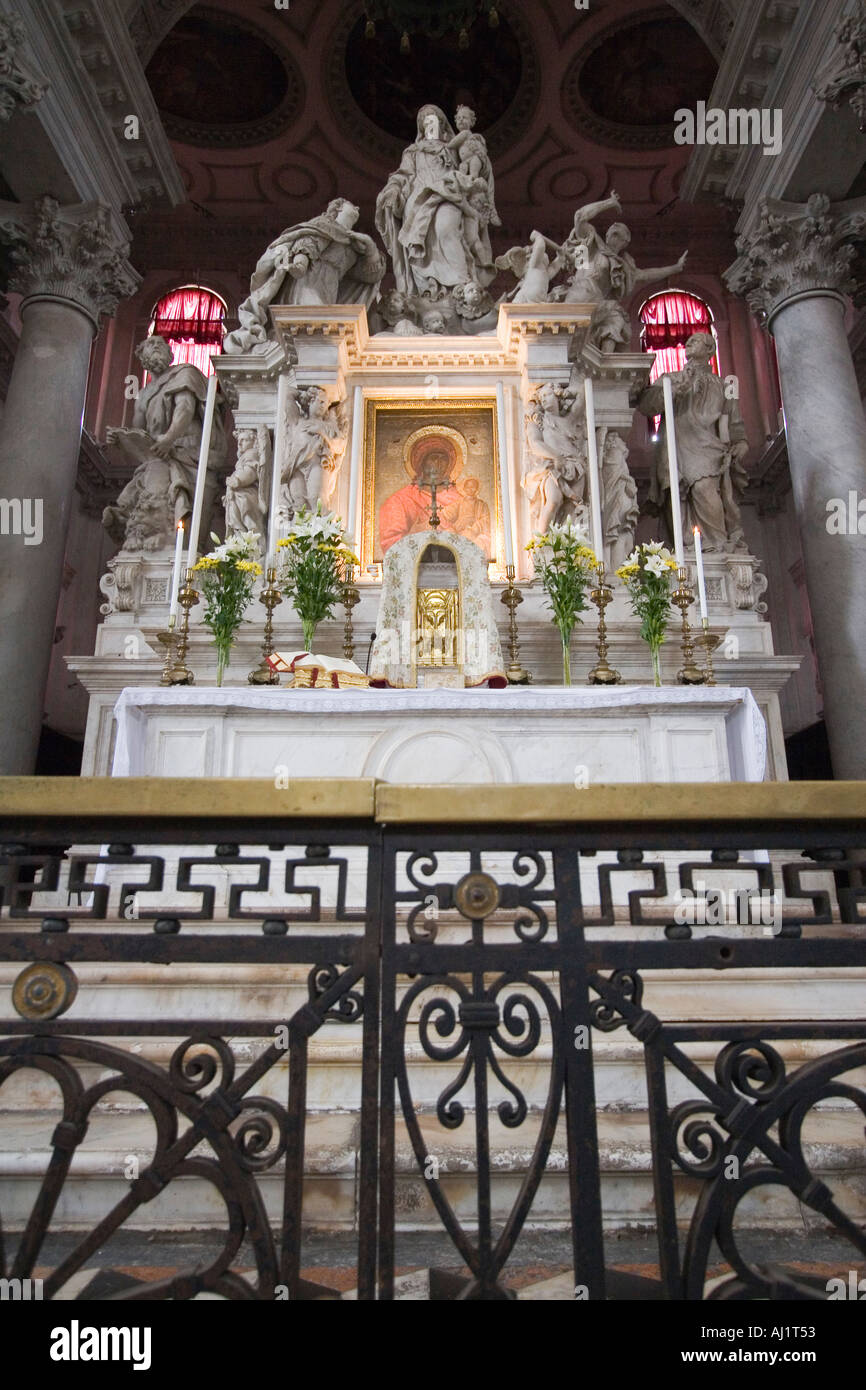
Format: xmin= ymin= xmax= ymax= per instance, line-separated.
xmin=110 ymin=685 xmax=766 ymax=784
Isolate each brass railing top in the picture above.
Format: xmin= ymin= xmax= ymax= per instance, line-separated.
xmin=0 ymin=777 xmax=863 ymax=826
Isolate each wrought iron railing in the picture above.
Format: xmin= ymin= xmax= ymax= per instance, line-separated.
xmin=0 ymin=778 xmax=864 ymax=1300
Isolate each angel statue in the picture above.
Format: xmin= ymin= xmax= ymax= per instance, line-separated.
xmin=224 ymin=426 xmax=271 ymax=541
xmin=223 ymin=199 xmax=384 ymax=353
xmin=521 ymin=380 xmax=589 ymax=536
xmin=375 ymin=103 xmax=498 ymax=305
xmin=496 ymin=229 xmax=565 ymax=304
xmin=279 ymin=383 xmax=348 ymax=517
xmin=560 ymin=191 xmax=687 ymax=303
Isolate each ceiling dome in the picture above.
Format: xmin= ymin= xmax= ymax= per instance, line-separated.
xmin=145 ymin=4 xmax=303 ymax=147
xmin=564 ymin=12 xmax=719 ymax=149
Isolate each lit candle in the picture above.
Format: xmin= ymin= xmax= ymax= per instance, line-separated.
xmin=496 ymin=381 xmax=514 ymax=567
xmin=168 ymin=519 xmax=185 ymax=625
xmin=186 ymin=370 xmax=219 ymax=570
xmin=693 ymin=525 xmax=708 ymax=621
xmin=583 ymin=377 xmax=604 ymax=561
xmin=662 ymin=374 xmax=685 ymax=567
xmin=346 ymin=385 xmax=363 ymax=551
xmin=268 ymin=374 xmax=291 ymax=568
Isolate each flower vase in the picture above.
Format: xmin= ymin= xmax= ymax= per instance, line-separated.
xmin=216 ymin=646 xmax=229 ymax=688
xmin=650 ymin=643 xmax=662 ymax=688
xmin=561 ymin=630 xmax=572 ymax=687
xmin=302 ymin=619 xmax=317 ymax=654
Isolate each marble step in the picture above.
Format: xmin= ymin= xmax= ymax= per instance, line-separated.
xmin=2 ymin=1103 xmax=864 ymax=1233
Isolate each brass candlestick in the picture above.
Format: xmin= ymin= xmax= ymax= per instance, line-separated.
xmin=501 ymin=564 xmax=532 ymax=684
xmin=341 ymin=566 xmax=360 ymax=662
xmin=163 ymin=569 xmax=197 ymax=685
xmin=158 ymin=620 xmax=177 ymax=686
xmin=249 ymin=567 xmax=283 ymax=685
xmin=673 ymin=566 xmax=706 ymax=685
xmin=588 ymin=562 xmax=621 ymax=685
xmin=699 ymin=618 xmax=721 ymax=686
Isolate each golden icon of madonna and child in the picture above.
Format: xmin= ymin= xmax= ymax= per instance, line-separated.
xmin=377 ymin=425 xmax=492 ymax=557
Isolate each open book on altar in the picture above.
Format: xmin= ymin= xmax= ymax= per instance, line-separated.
xmin=267 ymin=651 xmax=373 ymax=689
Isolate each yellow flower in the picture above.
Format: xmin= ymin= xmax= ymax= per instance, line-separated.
xmin=235 ymin=559 xmax=261 ymax=574
xmin=191 ymin=556 xmax=218 ymax=571
xmin=616 ymin=562 xmax=639 ymax=579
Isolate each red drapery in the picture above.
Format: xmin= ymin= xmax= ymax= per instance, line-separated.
xmin=640 ymin=291 xmax=718 ymax=429
xmin=149 ymin=286 xmax=226 ymax=377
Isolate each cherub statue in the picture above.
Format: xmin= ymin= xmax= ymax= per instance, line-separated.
xmin=375 ymin=289 xmax=422 ymax=335
xmin=103 ymin=335 xmax=226 ymax=551
xmin=496 ymin=229 xmax=565 ymax=304
xmin=280 ymin=383 xmax=348 ymax=514
xmin=560 ymin=190 xmax=688 ymax=303
xmin=448 ymin=104 xmax=500 ymax=268
xmin=452 ymin=280 xmax=497 ymax=331
xmin=521 ymin=380 xmax=589 ymax=535
xmin=421 ymin=308 xmax=448 ymax=334
xmin=224 ymin=426 xmax=270 ymax=540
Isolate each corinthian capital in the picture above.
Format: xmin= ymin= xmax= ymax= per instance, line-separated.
xmin=0 ymin=12 xmax=47 ymax=121
xmin=0 ymin=196 xmax=140 ymax=326
xmin=814 ymin=0 xmax=866 ymax=132
xmin=724 ymin=194 xmax=866 ymax=324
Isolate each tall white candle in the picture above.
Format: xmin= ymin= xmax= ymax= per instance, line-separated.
xmin=583 ymin=377 xmax=604 ymax=562
xmin=347 ymin=385 xmax=363 ymax=549
xmin=662 ymin=373 xmax=685 ymax=567
xmin=186 ymin=370 xmax=218 ymax=570
xmin=268 ymin=374 xmax=291 ymax=567
xmin=168 ymin=519 xmax=185 ymax=624
xmin=496 ymin=381 xmax=514 ymax=567
xmin=693 ymin=526 xmax=708 ymax=620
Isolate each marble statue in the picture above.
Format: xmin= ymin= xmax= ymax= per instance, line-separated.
xmin=452 ymin=280 xmax=497 ymax=331
xmin=224 ymin=200 xmax=384 ymax=353
xmin=375 ymin=104 xmax=497 ymax=308
xmin=224 ymin=426 xmax=270 ymax=539
xmin=599 ymin=430 xmax=639 ymax=570
xmin=496 ymin=230 xmax=565 ymax=303
xmin=374 ymin=289 xmax=423 ymax=335
xmin=638 ymin=331 xmax=749 ymax=552
xmin=521 ymin=380 xmax=589 ymax=535
xmin=560 ymin=191 xmax=687 ymax=303
xmin=588 ymin=299 xmax=632 ymax=354
xmin=279 ymin=383 xmax=347 ymax=515
xmin=421 ymin=307 xmax=448 ymax=334
xmin=103 ymin=335 xmax=226 ymax=551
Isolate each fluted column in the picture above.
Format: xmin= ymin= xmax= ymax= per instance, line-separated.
xmin=725 ymin=194 xmax=866 ymax=778
xmin=0 ymin=197 xmax=139 ymax=773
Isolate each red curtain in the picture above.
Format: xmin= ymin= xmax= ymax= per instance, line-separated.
xmin=149 ymin=286 xmax=226 ymax=377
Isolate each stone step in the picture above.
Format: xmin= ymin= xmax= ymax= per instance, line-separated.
xmin=2 ymin=1103 xmax=864 ymax=1233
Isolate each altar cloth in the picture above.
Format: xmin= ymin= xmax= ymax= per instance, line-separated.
xmin=111 ymin=685 xmax=766 ymax=784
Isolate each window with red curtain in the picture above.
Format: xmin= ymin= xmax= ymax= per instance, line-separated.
xmin=639 ymin=290 xmax=719 ymax=431
xmin=148 ymin=286 xmax=226 ymax=377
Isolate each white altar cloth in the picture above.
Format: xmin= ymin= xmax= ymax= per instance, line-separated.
xmin=111 ymin=686 xmax=766 ymax=784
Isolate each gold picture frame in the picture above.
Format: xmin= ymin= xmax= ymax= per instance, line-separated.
xmin=361 ymin=397 xmax=503 ymax=567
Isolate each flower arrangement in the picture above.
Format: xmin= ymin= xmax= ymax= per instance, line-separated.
xmin=616 ymin=541 xmax=680 ymax=686
xmin=526 ymin=517 xmax=598 ymax=686
xmin=277 ymin=502 xmax=358 ymax=653
xmin=191 ymin=531 xmax=263 ymax=686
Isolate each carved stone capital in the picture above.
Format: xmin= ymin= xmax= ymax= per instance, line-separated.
xmin=0 ymin=196 xmax=140 ymax=328
xmin=724 ymin=194 xmax=866 ymax=325
xmin=0 ymin=12 xmax=47 ymax=121
xmin=814 ymin=0 xmax=866 ymax=131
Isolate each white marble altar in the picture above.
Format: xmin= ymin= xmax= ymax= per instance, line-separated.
xmin=110 ymin=685 xmax=766 ymax=784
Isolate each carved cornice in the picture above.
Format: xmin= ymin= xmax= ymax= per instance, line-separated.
xmin=724 ymin=193 xmax=866 ymax=325
xmin=0 ymin=10 xmax=47 ymax=121
xmin=814 ymin=0 xmax=866 ymax=131
xmin=0 ymin=196 xmax=140 ymax=327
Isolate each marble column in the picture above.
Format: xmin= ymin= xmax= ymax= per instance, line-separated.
xmin=0 ymin=197 xmax=139 ymax=773
xmin=726 ymin=194 xmax=866 ymax=779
